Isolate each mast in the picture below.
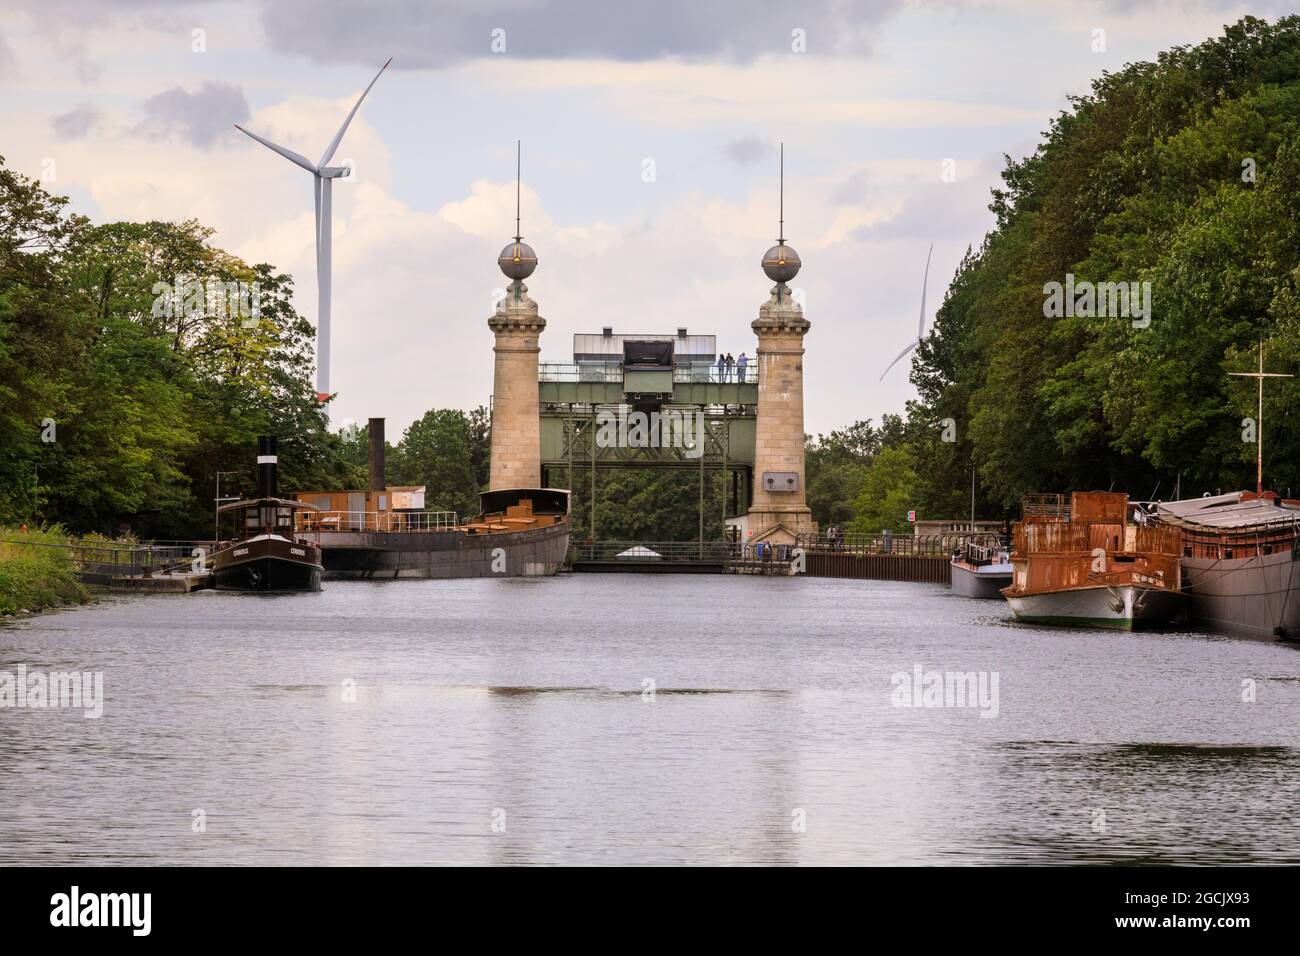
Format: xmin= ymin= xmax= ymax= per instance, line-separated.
xmin=514 ymin=139 xmax=522 ymax=243
xmin=1229 ymin=340 xmax=1293 ymax=495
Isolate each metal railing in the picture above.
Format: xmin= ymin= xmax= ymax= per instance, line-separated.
xmin=569 ymin=541 xmax=738 ymax=563
xmin=676 ymin=365 xmax=757 ymax=384
xmin=296 ymin=511 xmax=460 ymax=533
xmin=569 ymin=540 xmax=800 ymax=564
xmin=797 ymin=532 xmax=1003 ymax=557
xmin=540 ymin=363 xmax=759 ymax=385
xmin=540 ymin=363 xmax=623 ymax=383
xmin=1 ymin=538 xmax=202 ymax=580
xmin=1020 ymin=494 xmax=1070 ymax=520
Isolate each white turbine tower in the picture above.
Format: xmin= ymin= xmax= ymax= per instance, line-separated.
xmin=880 ymin=242 xmax=934 ymax=381
xmin=235 ymin=57 xmax=392 ymax=405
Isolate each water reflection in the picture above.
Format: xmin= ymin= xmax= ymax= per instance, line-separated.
xmin=0 ymin=576 xmax=1296 ymax=864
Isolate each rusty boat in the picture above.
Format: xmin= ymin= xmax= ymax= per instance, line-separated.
xmin=1001 ymin=492 xmax=1184 ymax=629
xmin=1156 ymin=491 xmax=1300 ymax=640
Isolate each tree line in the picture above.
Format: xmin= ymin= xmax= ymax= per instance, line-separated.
xmin=811 ymin=15 xmax=1300 ymax=532
xmin=5 ymin=16 xmax=1298 ymax=539
xmin=0 ymin=156 xmax=495 ymax=538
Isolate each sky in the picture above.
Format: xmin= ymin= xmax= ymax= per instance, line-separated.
xmin=1 ymin=0 xmax=1290 ymax=437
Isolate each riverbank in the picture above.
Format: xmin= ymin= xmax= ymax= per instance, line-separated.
xmin=0 ymin=528 xmax=91 ymax=615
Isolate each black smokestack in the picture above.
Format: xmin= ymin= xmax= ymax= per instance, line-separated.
xmin=368 ymin=418 xmax=386 ymax=492
xmin=257 ymin=435 xmax=278 ymax=499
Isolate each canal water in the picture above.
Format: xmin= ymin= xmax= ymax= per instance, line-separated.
xmin=1 ymin=575 xmax=1297 ymax=865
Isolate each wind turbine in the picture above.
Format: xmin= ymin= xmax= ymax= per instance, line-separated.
xmin=880 ymin=242 xmax=934 ymax=381
xmin=235 ymin=57 xmax=392 ymax=405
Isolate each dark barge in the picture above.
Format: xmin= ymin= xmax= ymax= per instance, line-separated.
xmin=211 ymin=436 xmax=323 ymax=592
xmin=293 ymin=418 xmax=568 ymax=579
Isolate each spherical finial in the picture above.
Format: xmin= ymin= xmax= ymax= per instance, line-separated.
xmin=762 ymin=241 xmax=800 ymax=283
xmin=498 ymin=240 xmax=537 ymax=281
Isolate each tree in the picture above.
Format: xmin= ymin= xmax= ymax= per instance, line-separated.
xmin=905 ymin=15 xmax=1300 ymax=510
xmin=391 ymin=409 xmax=480 ymax=517
xmin=847 ymin=446 xmax=918 ymax=534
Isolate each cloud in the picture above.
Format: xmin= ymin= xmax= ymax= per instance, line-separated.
xmin=439 ymin=180 xmax=552 ymax=241
xmin=722 ymin=136 xmax=772 ymax=166
xmin=256 ymin=0 xmax=906 ymax=68
xmin=52 ymin=104 xmax=103 ymax=140
xmin=828 ymin=168 xmax=871 ymax=205
xmin=0 ymin=32 xmax=15 ymax=78
xmin=135 ymin=82 xmax=250 ymax=148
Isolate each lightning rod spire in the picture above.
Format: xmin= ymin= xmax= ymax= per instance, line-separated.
xmin=779 ymin=142 xmax=785 ymax=244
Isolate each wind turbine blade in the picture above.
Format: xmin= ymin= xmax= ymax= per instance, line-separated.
xmin=234 ymin=124 xmax=318 ymax=173
xmin=879 ymin=341 xmax=918 ymax=381
xmin=318 ymin=57 xmax=392 ymax=169
xmin=917 ymin=242 xmax=933 ymax=338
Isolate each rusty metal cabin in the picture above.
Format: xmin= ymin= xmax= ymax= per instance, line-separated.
xmin=1008 ymin=492 xmax=1182 ymax=595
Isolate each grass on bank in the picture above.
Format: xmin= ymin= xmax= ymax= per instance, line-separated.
xmin=0 ymin=526 xmax=91 ymax=614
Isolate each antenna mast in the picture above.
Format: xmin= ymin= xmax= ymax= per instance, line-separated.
xmin=1229 ymin=339 xmax=1293 ymax=495
xmin=514 ymin=139 xmax=522 ymax=242
xmin=778 ymin=142 xmax=784 ymax=244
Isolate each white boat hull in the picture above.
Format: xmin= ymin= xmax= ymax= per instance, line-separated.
xmin=1004 ymin=584 xmax=1183 ymax=630
xmin=951 ymin=560 xmax=1013 ymax=599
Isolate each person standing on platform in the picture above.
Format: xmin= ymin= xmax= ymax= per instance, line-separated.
xmin=736 ymin=352 xmax=748 ymax=382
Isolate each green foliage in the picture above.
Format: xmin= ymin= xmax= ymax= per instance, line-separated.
xmin=907 ymin=15 xmax=1300 ymax=512
xmin=0 ymin=526 xmax=89 ymax=613
xmin=805 ymin=420 xmax=878 ymax=527
xmin=0 ymin=156 xmax=357 ymax=537
xmin=389 ymin=408 xmax=482 ymax=516
xmin=846 ymin=446 xmax=918 ymax=534
xmin=554 ymin=468 xmax=729 ymax=542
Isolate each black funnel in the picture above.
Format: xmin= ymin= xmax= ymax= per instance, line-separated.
xmin=257 ymin=436 xmax=278 ymax=499
xmin=368 ymin=417 xmax=386 ymax=492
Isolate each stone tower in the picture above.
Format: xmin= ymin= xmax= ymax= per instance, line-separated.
xmin=747 ymin=145 xmax=814 ymax=544
xmin=488 ymin=143 xmax=544 ymax=491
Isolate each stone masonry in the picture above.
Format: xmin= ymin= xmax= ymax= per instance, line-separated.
xmin=747 ymin=282 xmax=814 ymax=544
xmin=488 ymin=282 xmax=545 ymax=490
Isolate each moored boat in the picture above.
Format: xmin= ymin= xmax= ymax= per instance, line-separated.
xmin=1156 ymin=491 xmax=1300 ymax=640
xmin=950 ymin=539 xmax=1012 ymax=599
xmin=211 ymin=437 xmax=323 ymax=592
xmin=293 ymin=418 xmax=569 ymax=579
xmin=1001 ymin=492 xmax=1184 ymax=629
xmin=297 ymin=487 xmax=570 ymax=579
